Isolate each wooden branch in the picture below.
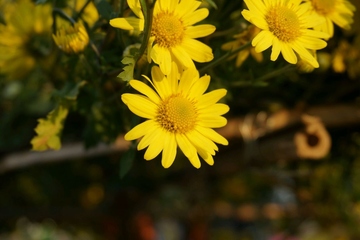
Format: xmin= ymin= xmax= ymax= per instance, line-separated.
xmin=0 ymin=104 xmax=359 ymax=174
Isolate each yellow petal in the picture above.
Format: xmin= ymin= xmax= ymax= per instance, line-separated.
xmin=129 ymin=80 xmax=160 ymax=104
xmin=151 ymin=44 xmax=172 ymax=75
xmin=176 ymin=134 xmax=200 ymax=168
xmin=109 ymin=17 xmax=144 ymax=31
xmin=137 ymin=124 xmax=162 ymax=150
xmin=198 ymin=115 xmax=228 ymax=128
xmin=181 ymin=38 xmax=214 ymax=63
xmin=187 ymin=75 xmax=210 ymax=99
xmin=161 ymin=133 xmax=177 ymax=168
xmin=176 ymin=0 xmax=201 ymax=19
xmin=144 ymin=129 xmax=164 ymax=160
xmin=121 ymin=93 xmax=157 ymax=119
xmin=185 ymin=24 xmax=216 ymax=38
xmin=124 ymin=120 xmax=156 ymax=141
xmin=198 ymin=103 xmax=229 ymax=116
xmin=197 ymin=89 xmax=227 ymax=109
xmin=182 ymin=8 xmax=209 ymax=26
xmin=195 ymin=126 xmax=228 ymax=146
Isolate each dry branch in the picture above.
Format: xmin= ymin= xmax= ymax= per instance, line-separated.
xmin=0 ymin=104 xmax=359 ymax=174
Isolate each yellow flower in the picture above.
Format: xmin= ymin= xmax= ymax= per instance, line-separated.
xmin=241 ymin=0 xmax=328 ymax=68
xmin=110 ymin=0 xmax=216 ymax=75
xmin=122 ymin=64 xmax=229 ymax=169
xmin=53 ymin=23 xmax=89 ymax=54
xmin=303 ymin=0 xmax=356 ymax=38
xmin=56 ymin=0 xmax=99 ymax=28
xmin=221 ymin=25 xmax=263 ymax=67
xmin=0 ymin=0 xmax=53 ymax=79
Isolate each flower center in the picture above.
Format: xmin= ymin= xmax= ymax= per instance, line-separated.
xmin=156 ymin=94 xmax=197 ymax=133
xmin=266 ymin=6 xmax=301 ymax=42
xmin=151 ymin=12 xmax=185 ymax=48
xmin=311 ymin=0 xmax=336 ymax=15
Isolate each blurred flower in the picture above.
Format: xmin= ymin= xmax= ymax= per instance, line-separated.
xmin=53 ymin=23 xmax=89 ymax=54
xmin=332 ymin=38 xmax=360 ymax=79
xmin=0 ymin=0 xmax=53 ymax=79
xmin=297 ymin=50 xmax=317 ymax=73
xmin=56 ymin=0 xmax=99 ymax=28
xmin=122 ymin=63 xmax=229 ymax=168
xmin=221 ymin=25 xmax=263 ymax=67
xmin=303 ymin=0 xmax=356 ymax=38
xmin=241 ymin=0 xmax=328 ymax=68
xmin=110 ymin=0 xmax=216 ymax=75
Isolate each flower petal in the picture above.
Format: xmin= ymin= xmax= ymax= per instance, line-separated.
xmin=182 ymin=8 xmax=209 ymax=26
xmin=151 ymin=44 xmax=172 ymax=75
xmin=110 ymin=17 xmax=144 ymax=31
xmin=185 ymin=24 xmax=216 ymax=39
xmin=176 ymin=134 xmax=200 ymax=168
xmin=161 ymin=133 xmax=177 ymax=168
xmin=122 ymin=93 xmax=157 ymax=119
xmin=129 ymin=80 xmax=160 ymax=104
xmin=197 ymin=89 xmax=227 ymax=109
xmin=181 ymin=38 xmax=214 ymax=63
xmin=124 ymin=120 xmax=156 ymax=141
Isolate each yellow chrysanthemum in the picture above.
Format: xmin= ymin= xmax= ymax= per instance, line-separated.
xmin=221 ymin=25 xmax=263 ymax=67
xmin=122 ymin=64 xmax=229 ymax=169
xmin=110 ymin=0 xmax=216 ymax=75
xmin=303 ymin=0 xmax=356 ymax=38
xmin=241 ymin=0 xmax=328 ymax=68
xmin=0 ymin=0 xmax=53 ymax=79
xmin=53 ymin=23 xmax=89 ymax=54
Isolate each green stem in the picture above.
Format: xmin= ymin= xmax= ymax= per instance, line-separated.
xmin=199 ymin=41 xmax=252 ymax=74
xmin=254 ymin=64 xmax=295 ymax=82
xmin=137 ymin=0 xmax=153 ymax=63
xmin=74 ymin=0 xmax=92 ymax=23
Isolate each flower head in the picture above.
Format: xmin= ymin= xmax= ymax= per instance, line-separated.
xmin=241 ymin=0 xmax=328 ymax=68
xmin=122 ymin=63 xmax=229 ymax=168
xmin=0 ymin=0 xmax=53 ymax=79
xmin=110 ymin=0 xmax=216 ymax=75
xmin=303 ymin=0 xmax=356 ymax=37
xmin=52 ymin=23 xmax=89 ymax=54
xmin=221 ymin=25 xmax=263 ymax=67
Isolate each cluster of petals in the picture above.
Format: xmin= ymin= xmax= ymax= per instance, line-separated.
xmin=122 ymin=64 xmax=229 ymax=169
xmin=110 ymin=0 xmax=216 ymax=75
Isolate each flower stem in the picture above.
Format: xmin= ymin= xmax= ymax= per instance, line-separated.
xmin=199 ymin=41 xmax=252 ymax=74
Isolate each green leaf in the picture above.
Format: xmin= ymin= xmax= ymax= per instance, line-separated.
xmin=119 ymin=145 xmax=136 ymax=178
xmin=53 ymin=81 xmax=87 ymax=101
xmin=118 ymin=56 xmax=136 ymax=82
xmin=31 ymin=105 xmax=69 ymax=151
xmin=96 ymin=0 xmax=113 ymax=20
xmin=204 ymin=0 xmax=217 ymax=9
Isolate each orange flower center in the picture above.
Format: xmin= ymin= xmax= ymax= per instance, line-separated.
xmin=266 ymin=6 xmax=301 ymax=42
xmin=151 ymin=12 xmax=185 ymax=48
xmin=156 ymin=94 xmax=197 ymax=133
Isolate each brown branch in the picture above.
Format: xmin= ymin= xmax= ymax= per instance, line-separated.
xmin=0 ymin=104 xmax=359 ymax=174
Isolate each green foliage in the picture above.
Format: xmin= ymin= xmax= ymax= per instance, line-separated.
xmin=31 ymin=104 xmax=69 ymax=151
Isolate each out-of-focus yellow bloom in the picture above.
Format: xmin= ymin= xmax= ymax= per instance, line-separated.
xmin=332 ymin=39 xmax=360 ymax=79
xmin=304 ymin=0 xmax=356 ymax=38
xmin=297 ymin=50 xmax=317 ymax=73
xmin=221 ymin=26 xmax=263 ymax=67
xmin=56 ymin=0 xmax=99 ymax=29
xmin=0 ymin=0 xmax=53 ymax=79
xmin=53 ymin=23 xmax=89 ymax=54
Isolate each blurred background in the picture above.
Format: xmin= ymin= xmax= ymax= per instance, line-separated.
xmin=1 ymin=0 xmax=360 ymax=239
